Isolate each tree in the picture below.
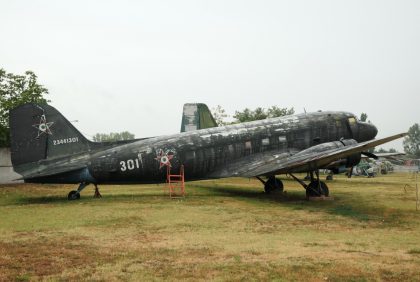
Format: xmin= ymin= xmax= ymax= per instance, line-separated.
xmin=0 ymin=68 xmax=49 ymax=147
xmin=360 ymin=113 xmax=368 ymax=122
xmin=92 ymin=131 xmax=135 ymax=142
xmin=233 ymin=106 xmax=294 ymax=123
xmin=403 ymin=123 xmax=420 ymax=158
xmin=211 ymin=105 xmax=229 ymax=126
xmin=233 ymin=108 xmax=253 ymax=123
xmin=267 ymin=106 xmax=295 ymax=118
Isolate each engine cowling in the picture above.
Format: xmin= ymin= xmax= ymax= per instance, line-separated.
xmin=345 ymin=153 xmax=362 ymax=168
xmin=297 ymin=139 xmax=362 ymax=170
xmin=297 ymin=139 xmax=357 ymax=155
xmin=329 ymin=153 xmax=361 ymax=173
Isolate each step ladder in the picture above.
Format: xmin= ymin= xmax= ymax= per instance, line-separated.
xmin=166 ymin=165 xmax=185 ymax=198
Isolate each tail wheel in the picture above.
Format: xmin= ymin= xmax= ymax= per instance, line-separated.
xmin=68 ymin=190 xmax=80 ymax=200
xmin=306 ymin=181 xmax=329 ymax=197
xmin=264 ymin=177 xmax=284 ymax=194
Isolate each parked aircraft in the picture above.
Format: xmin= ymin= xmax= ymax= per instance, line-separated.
xmin=9 ymin=103 xmax=405 ymax=200
xmin=324 ymin=152 xmax=405 ymax=180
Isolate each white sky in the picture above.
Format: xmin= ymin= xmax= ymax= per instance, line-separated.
xmin=1 ymin=0 xmax=419 ymax=150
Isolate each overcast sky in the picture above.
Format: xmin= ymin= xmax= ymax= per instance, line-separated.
xmin=1 ymin=0 xmax=419 ymax=150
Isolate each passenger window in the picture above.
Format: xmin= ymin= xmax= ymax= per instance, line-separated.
xmin=244 ymin=141 xmax=252 ymax=155
xmin=261 ymin=138 xmax=270 ymax=146
xmin=245 ymin=141 xmax=252 ymax=150
xmin=228 ymin=144 xmax=234 ymax=154
xmin=278 ymin=136 xmax=287 ymax=143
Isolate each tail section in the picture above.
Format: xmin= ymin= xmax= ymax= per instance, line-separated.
xmin=180 ymin=103 xmax=218 ymax=133
xmin=9 ymin=103 xmax=90 ymax=166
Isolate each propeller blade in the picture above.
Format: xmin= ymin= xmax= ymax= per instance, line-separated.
xmin=362 ymin=152 xmax=378 ymax=160
xmin=348 ymin=166 xmax=354 ymax=178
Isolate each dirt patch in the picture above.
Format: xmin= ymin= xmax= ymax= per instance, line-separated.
xmin=0 ymin=233 xmax=114 ymax=281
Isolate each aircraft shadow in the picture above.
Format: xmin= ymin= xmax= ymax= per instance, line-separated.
xmin=195 ymin=184 xmax=308 ymax=203
xmin=8 ymin=186 xmax=397 ymax=224
xmin=11 ymin=193 xmax=166 ymax=205
xmin=195 ymin=185 xmax=393 ymax=223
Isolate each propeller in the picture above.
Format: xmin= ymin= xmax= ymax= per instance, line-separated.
xmin=348 ymin=166 xmax=354 ymax=178
xmin=362 ymin=152 xmax=379 ymax=160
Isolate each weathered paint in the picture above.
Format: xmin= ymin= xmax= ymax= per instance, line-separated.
xmin=9 ymin=103 xmax=380 ymax=185
xmin=180 ymin=103 xmax=218 ymax=133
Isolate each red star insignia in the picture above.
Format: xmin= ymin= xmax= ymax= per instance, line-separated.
xmin=32 ymin=114 xmax=54 ymax=138
xmin=154 ymin=150 xmax=174 ymax=169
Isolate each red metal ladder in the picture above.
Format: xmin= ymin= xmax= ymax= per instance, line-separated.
xmin=166 ymin=165 xmax=185 ymax=198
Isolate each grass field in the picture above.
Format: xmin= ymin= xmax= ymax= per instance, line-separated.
xmin=1 ymin=173 xmax=420 ymax=281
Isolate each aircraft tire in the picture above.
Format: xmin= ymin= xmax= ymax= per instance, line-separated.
xmin=306 ymin=181 xmax=329 ymax=197
xmin=68 ymin=190 xmax=80 ymax=200
xmin=264 ymin=177 xmax=284 ymax=194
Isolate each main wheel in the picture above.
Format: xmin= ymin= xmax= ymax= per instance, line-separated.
xmin=264 ymin=177 xmax=284 ymax=194
xmin=68 ymin=190 xmax=80 ymax=200
xmin=306 ymin=181 xmax=329 ymax=197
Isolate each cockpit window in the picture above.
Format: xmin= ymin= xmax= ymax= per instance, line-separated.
xmin=348 ymin=117 xmax=357 ymax=125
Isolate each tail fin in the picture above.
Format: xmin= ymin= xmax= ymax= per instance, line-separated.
xmin=9 ymin=103 xmax=90 ymax=166
xmin=180 ymin=103 xmax=218 ymax=133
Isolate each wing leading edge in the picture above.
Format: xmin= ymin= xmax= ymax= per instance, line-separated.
xmin=209 ymin=133 xmax=406 ymax=178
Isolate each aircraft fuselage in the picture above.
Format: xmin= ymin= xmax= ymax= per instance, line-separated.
xmin=26 ymin=111 xmax=377 ymax=184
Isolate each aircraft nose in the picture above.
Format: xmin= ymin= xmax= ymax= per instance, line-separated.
xmin=358 ymin=122 xmax=378 ymax=142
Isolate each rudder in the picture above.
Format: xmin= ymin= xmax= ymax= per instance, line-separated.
xmin=180 ymin=103 xmax=218 ymax=133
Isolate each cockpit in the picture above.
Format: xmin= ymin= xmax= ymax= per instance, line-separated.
xmin=346 ymin=115 xmax=378 ymax=142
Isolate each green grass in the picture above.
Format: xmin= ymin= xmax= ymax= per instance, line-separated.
xmin=0 ymin=173 xmax=419 ymax=281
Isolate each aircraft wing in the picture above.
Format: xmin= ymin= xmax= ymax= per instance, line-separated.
xmin=362 ymin=152 xmax=405 ymax=159
xmin=210 ymin=133 xmax=406 ymax=178
xmin=375 ymin=152 xmax=405 ymax=157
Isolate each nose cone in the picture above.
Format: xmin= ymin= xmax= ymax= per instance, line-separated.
xmin=358 ymin=122 xmax=378 ymax=142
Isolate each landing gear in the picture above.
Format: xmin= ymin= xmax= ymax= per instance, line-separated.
xmin=68 ymin=190 xmax=80 ymax=200
xmin=265 ymin=176 xmax=284 ymax=194
xmin=306 ymin=181 xmax=329 ymax=197
xmin=67 ymin=182 xmax=89 ymax=201
xmin=256 ymin=176 xmax=284 ymax=194
xmin=93 ymin=184 xmax=102 ymax=198
xmin=257 ymin=170 xmax=332 ymax=199
xmin=289 ymin=170 xmax=332 ymax=199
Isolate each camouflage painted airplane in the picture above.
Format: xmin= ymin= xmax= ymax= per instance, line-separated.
xmin=9 ymin=103 xmax=405 ymax=200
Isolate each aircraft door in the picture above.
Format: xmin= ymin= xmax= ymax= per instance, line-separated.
xmin=90 ymin=152 xmax=119 ymax=181
xmin=327 ymin=116 xmax=339 ymax=141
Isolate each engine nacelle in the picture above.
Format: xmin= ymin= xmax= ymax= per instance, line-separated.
xmin=298 ymin=139 xmax=357 ymax=155
xmin=328 ymin=153 xmax=361 ymax=173
xmin=297 ymin=139 xmax=362 ymax=170
xmin=345 ymin=153 xmax=362 ymax=168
